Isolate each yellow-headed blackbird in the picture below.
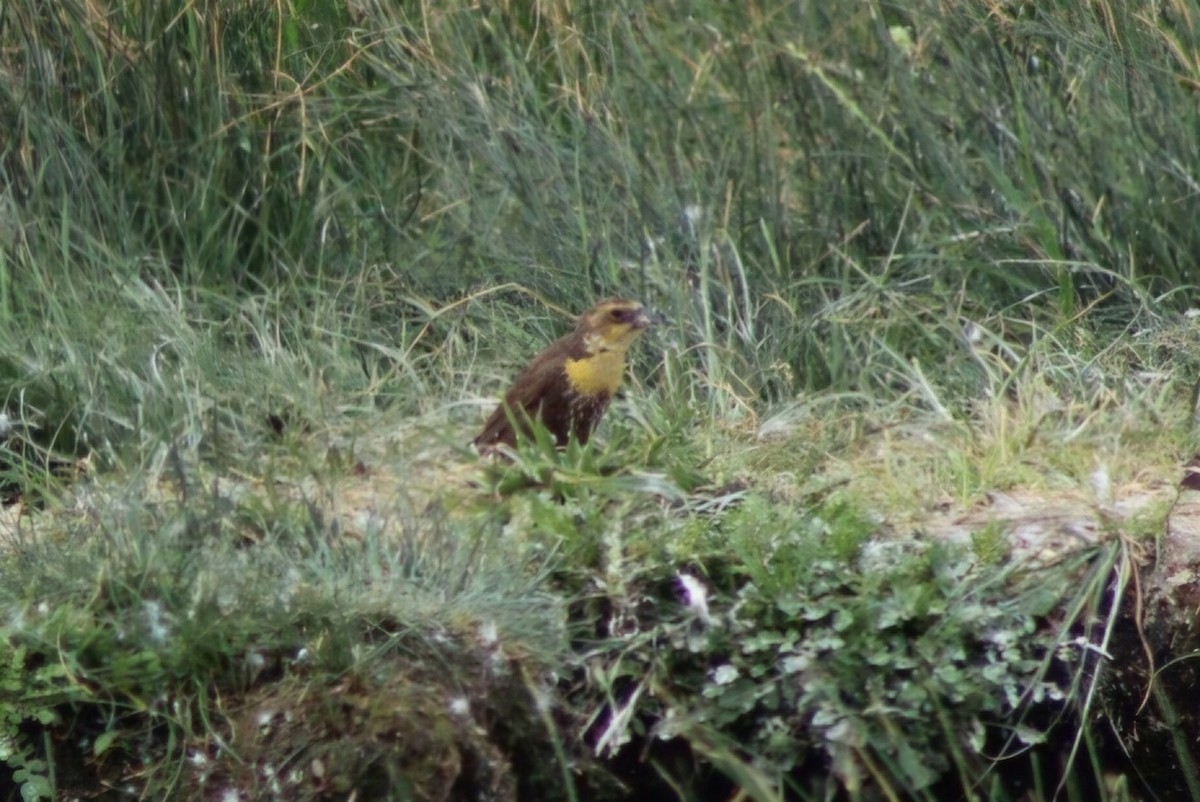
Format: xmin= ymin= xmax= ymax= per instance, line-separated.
xmin=474 ymin=298 xmax=659 ymax=454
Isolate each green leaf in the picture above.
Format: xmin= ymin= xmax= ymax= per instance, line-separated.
xmin=94 ymin=729 xmax=120 ymax=756
xmin=14 ymin=769 xmax=52 ymax=802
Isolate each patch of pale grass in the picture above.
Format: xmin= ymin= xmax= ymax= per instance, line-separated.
xmin=717 ymin=325 xmax=1190 ymax=568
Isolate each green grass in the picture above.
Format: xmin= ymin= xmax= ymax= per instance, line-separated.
xmin=1 ymin=0 xmax=1198 ymax=799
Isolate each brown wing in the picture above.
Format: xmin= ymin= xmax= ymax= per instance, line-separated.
xmin=474 ymin=331 xmax=586 ymax=450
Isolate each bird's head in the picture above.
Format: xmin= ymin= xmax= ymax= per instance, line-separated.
xmin=577 ymin=298 xmax=661 ymax=355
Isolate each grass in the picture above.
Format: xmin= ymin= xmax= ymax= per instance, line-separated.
xmin=2 ymin=0 xmax=1199 ymax=799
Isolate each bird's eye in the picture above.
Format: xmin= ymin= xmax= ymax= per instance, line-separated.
xmin=608 ymin=309 xmax=626 ymax=321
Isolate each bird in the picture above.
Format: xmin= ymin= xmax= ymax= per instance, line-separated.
xmin=474 ymin=297 xmax=659 ymax=454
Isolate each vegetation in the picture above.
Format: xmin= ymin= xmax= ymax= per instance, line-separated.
xmin=0 ymin=0 xmax=1197 ymax=799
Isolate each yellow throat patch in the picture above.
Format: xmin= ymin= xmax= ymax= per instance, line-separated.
xmin=564 ymin=348 xmax=627 ymax=396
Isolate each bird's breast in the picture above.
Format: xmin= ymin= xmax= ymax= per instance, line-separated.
xmin=563 ymin=350 xmax=627 ymax=396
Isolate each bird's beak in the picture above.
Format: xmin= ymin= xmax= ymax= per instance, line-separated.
xmin=633 ymin=307 xmax=667 ymax=329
